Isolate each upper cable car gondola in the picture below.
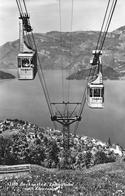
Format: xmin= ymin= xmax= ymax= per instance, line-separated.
xmin=87 ymin=50 xmax=104 ymax=109
xmin=17 ymin=13 xmax=37 ymax=80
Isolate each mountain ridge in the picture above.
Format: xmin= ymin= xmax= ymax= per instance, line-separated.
xmin=1 ymin=26 xmax=125 ymax=79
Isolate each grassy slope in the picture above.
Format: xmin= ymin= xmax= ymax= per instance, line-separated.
xmin=0 ymin=161 xmax=125 ymax=195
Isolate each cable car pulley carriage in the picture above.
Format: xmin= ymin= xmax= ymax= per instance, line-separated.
xmin=17 ymin=10 xmax=37 ymax=80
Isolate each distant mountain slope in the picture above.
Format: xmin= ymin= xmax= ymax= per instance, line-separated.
xmin=1 ymin=27 xmax=125 ymax=79
xmin=67 ymin=66 xmax=120 ymax=80
xmin=0 ymin=41 xmax=19 ymax=69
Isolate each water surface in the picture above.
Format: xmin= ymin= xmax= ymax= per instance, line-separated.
xmin=0 ymin=70 xmax=125 ymax=146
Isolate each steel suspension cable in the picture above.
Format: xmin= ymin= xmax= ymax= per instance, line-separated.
xmin=73 ymin=59 xmax=97 ymax=135
xmin=30 ymin=32 xmax=54 ymax=117
xmin=22 ymin=0 xmax=28 ymax=15
xmin=69 ymin=104 xmax=79 ymax=118
xmin=58 ymin=0 xmax=64 ymax=102
xmin=16 ymin=0 xmax=23 ymax=16
xmin=73 ymin=62 xmax=95 ymax=136
xmin=99 ymin=0 xmax=117 ymax=51
xmin=96 ymin=0 xmax=111 ymax=50
xmin=73 ymin=70 xmax=90 ymax=135
xmin=77 ymin=66 xmax=92 ymax=120
xmin=93 ymin=0 xmax=111 ymax=81
xmin=26 ymin=34 xmax=57 ymax=128
xmin=67 ymin=0 xmax=74 ymax=104
xmin=93 ymin=0 xmax=117 ymax=82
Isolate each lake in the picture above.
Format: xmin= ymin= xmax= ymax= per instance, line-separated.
xmin=0 ymin=69 xmax=125 ymax=147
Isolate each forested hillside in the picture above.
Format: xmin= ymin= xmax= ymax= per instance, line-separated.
xmin=0 ymin=119 xmax=124 ymax=169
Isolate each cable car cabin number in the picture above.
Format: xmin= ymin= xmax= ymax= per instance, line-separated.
xmin=17 ymin=52 xmax=37 ymax=80
xmin=87 ymin=84 xmax=104 ymax=109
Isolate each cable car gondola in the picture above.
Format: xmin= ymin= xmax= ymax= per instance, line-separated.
xmin=87 ymin=71 xmax=104 ymax=109
xmin=87 ymin=50 xmax=104 ymax=109
xmin=17 ymin=13 xmax=37 ymax=80
xmin=17 ymin=50 xmax=37 ymax=80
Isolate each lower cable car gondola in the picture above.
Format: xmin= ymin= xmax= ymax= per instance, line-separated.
xmin=17 ymin=51 xmax=37 ymax=80
xmin=87 ymin=71 xmax=104 ymax=109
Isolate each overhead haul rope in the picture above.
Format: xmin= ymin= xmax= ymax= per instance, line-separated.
xmin=16 ymin=0 xmax=23 ymax=14
xmin=74 ymin=0 xmax=117 ymax=135
xmin=92 ymin=0 xmax=117 ymax=80
xmin=99 ymin=0 xmax=117 ymax=51
xmin=67 ymin=0 xmax=74 ymax=105
xmin=30 ymin=33 xmax=54 ymax=115
xmin=58 ymin=0 xmax=74 ymax=118
xmin=16 ymin=0 xmax=56 ymax=128
xmin=22 ymin=0 xmax=28 ymax=14
xmin=96 ymin=0 xmax=111 ymax=51
xmin=58 ymin=0 xmax=64 ymax=102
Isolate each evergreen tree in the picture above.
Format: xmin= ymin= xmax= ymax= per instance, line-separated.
xmin=108 ymin=137 xmax=112 ymax=146
xmin=94 ymin=150 xmax=107 ymax=165
xmin=10 ymin=133 xmax=29 ymax=164
xmin=47 ymin=141 xmax=60 ymax=168
xmin=85 ymin=151 xmax=92 ymax=168
xmin=28 ymin=143 xmax=45 ymax=165
xmin=0 ymin=136 xmax=11 ymax=164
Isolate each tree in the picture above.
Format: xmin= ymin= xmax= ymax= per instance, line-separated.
xmin=10 ymin=133 xmax=29 ymax=164
xmin=85 ymin=151 xmax=93 ymax=168
xmin=28 ymin=143 xmax=45 ymax=165
xmin=94 ymin=150 xmax=108 ymax=165
xmin=0 ymin=136 xmax=12 ymax=164
xmin=46 ymin=141 xmax=60 ymax=168
xmin=106 ymin=151 xmax=116 ymax=163
xmin=107 ymin=137 xmax=112 ymax=147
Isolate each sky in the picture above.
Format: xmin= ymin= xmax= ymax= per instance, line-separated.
xmin=0 ymin=0 xmax=125 ymax=45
